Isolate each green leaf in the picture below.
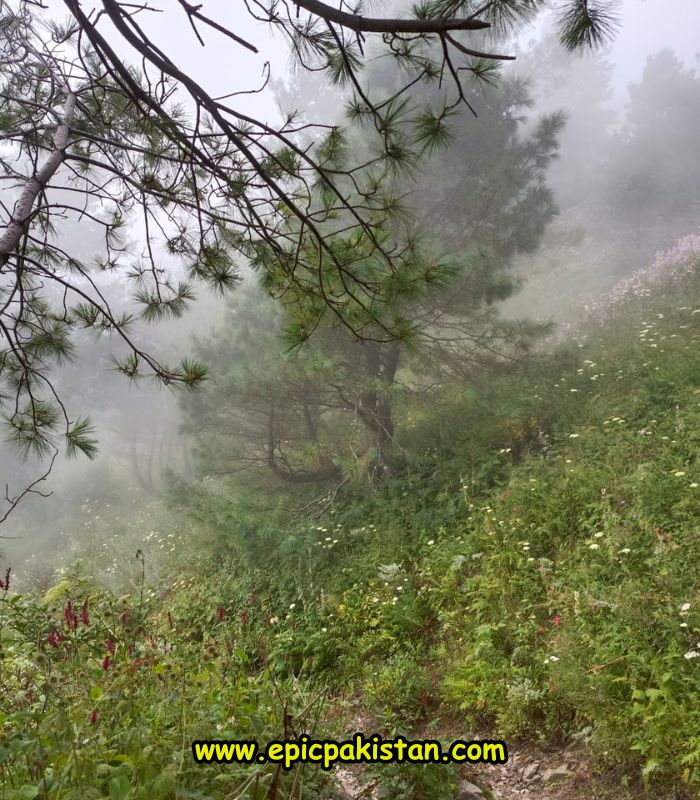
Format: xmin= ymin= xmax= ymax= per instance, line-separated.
xmin=108 ymin=773 xmax=131 ymax=800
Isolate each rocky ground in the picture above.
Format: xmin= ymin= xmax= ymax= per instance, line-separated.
xmin=334 ymin=741 xmax=679 ymax=800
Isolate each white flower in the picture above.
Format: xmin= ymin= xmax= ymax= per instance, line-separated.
xmin=594 ymin=531 xmax=604 ymax=538
xmin=619 ymin=548 xmax=631 ymax=554
xmin=684 ymin=651 xmax=699 ymax=660
xmin=690 ymin=483 xmax=698 ymax=489
xmin=589 ymin=543 xmax=600 ymax=550
xmin=289 ymin=603 xmax=296 ymax=610
xmin=681 ymin=603 xmax=691 ymax=612
xmin=568 ymin=433 xmax=580 ymax=439
xmin=427 ymin=540 xmax=435 ymax=546
xmin=321 ymin=627 xmax=328 ymax=633
xmin=674 ymin=471 xmax=686 ymax=477
xmin=680 ymin=623 xmax=689 ymax=628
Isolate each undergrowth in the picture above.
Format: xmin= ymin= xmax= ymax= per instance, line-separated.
xmin=1 ymin=256 xmax=699 ymax=799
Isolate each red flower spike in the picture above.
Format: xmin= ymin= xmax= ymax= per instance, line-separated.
xmin=102 ymin=656 xmax=111 ymax=671
xmin=552 ymin=615 xmax=562 ymax=626
xmin=90 ymin=710 xmax=98 ymax=725
xmin=81 ymin=599 xmax=90 ymax=627
xmin=217 ymin=606 xmax=225 ymax=623
xmin=0 ymin=567 xmax=10 ymax=592
xmin=47 ymin=628 xmax=61 ymax=648
xmin=240 ymin=611 xmax=248 ymax=627
xmin=64 ymin=599 xmax=73 ymax=627
xmin=105 ymin=637 xmax=115 ymax=654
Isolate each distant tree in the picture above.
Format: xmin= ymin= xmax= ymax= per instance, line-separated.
xmin=605 ymin=50 xmax=700 ymax=240
xmin=512 ymin=30 xmax=616 ymax=216
xmin=0 ymin=0 xmax=619 ymax=519
xmin=181 ymin=75 xmax=563 ymax=482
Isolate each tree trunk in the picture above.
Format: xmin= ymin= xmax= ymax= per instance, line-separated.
xmin=356 ymin=342 xmax=403 ymax=479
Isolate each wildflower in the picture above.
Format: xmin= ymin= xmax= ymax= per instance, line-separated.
xmin=217 ymin=606 xmax=225 ymax=623
xmin=64 ymin=600 xmax=79 ymax=631
xmin=684 ymin=651 xmax=699 ymax=660
xmin=0 ymin=567 xmax=10 ymax=592
xmin=427 ymin=540 xmax=435 ymax=546
xmin=289 ymin=603 xmax=296 ymax=610
xmin=619 ymin=548 xmax=631 ymax=554
xmin=552 ymin=615 xmax=562 ymax=626
xmin=691 ymin=483 xmax=699 ymax=489
xmin=321 ymin=627 xmax=328 ymax=633
xmin=105 ymin=637 xmax=115 ymax=654
xmin=589 ymin=543 xmax=600 ymax=550
xmin=47 ymin=628 xmax=61 ymax=648
xmin=680 ymin=623 xmax=689 ymax=628
xmin=81 ymin=599 xmax=90 ymax=627
xmin=674 ymin=471 xmax=686 ymax=477
xmin=681 ymin=603 xmax=691 ymax=612
xmin=90 ymin=710 xmax=99 ymax=725
xmin=594 ymin=531 xmax=604 ymax=538
xmin=568 ymin=433 xmax=580 ymax=439
xmin=102 ymin=656 xmax=111 ymax=670
xmin=240 ymin=611 xmax=248 ymax=627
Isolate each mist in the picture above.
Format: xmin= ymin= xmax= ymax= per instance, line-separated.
xmin=2 ymin=0 xmax=699 ymax=577
xmin=1 ymin=2 xmax=700 ymax=796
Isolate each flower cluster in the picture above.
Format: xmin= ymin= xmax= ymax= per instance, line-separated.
xmin=0 ymin=567 xmax=10 ymax=593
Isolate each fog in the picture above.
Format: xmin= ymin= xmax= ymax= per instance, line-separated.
xmin=2 ymin=0 xmax=700 ymax=585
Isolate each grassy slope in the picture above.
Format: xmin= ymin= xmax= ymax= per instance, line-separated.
xmin=1 ymin=269 xmax=699 ymax=800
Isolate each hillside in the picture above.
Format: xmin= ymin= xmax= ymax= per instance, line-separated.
xmin=1 ymin=241 xmax=699 ymax=800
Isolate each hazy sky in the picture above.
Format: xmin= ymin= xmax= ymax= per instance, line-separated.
xmin=48 ymin=0 xmax=700 ymax=119
xmin=587 ymin=0 xmax=699 ymax=100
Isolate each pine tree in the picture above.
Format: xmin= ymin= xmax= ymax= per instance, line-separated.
xmin=0 ymin=0 xmax=619 ymax=517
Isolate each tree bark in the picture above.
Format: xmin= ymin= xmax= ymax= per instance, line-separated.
xmin=0 ymin=89 xmax=76 ymax=267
